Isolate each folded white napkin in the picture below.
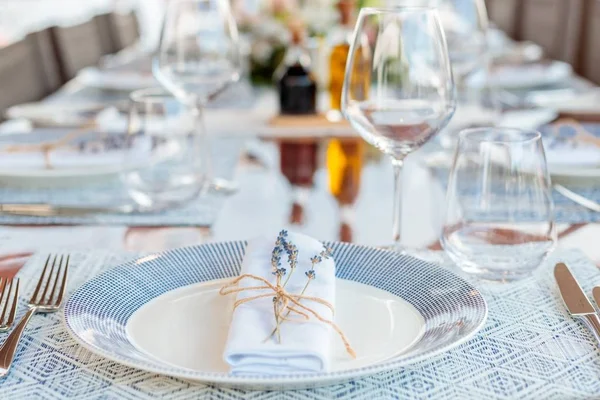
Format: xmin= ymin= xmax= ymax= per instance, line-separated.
xmin=223 ymin=231 xmax=336 ymax=376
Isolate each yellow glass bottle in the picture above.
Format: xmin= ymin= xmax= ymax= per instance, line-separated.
xmin=327 ymin=0 xmax=369 ymax=122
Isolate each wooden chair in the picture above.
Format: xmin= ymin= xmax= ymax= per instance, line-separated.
xmin=110 ymin=11 xmax=140 ymax=51
xmin=580 ymin=0 xmax=600 ymax=84
xmin=50 ymin=19 xmax=104 ymax=82
xmin=94 ymin=13 xmax=120 ymax=55
xmin=486 ymin=0 xmax=522 ymax=39
xmin=0 ymin=35 xmax=60 ymax=118
xmin=519 ymin=0 xmax=584 ymax=65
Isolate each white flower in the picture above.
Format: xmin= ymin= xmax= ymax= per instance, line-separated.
xmin=251 ymin=39 xmax=274 ymax=64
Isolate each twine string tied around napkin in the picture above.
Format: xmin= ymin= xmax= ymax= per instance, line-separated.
xmin=4 ymin=123 xmax=98 ymax=169
xmin=220 ymin=273 xmax=357 ymax=358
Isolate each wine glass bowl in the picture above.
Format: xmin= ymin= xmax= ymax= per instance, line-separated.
xmin=153 ymin=0 xmax=242 ymax=194
xmin=441 ymin=128 xmax=556 ymax=281
xmin=342 ymin=6 xmax=456 ymax=251
xmin=153 ymin=0 xmax=241 ymax=105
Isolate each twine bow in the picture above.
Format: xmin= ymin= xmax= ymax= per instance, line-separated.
xmin=4 ymin=123 xmax=97 ymax=169
xmin=220 ymin=273 xmax=357 ymax=359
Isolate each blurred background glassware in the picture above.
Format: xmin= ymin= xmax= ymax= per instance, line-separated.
xmin=342 ymin=6 xmax=456 ymax=253
xmin=122 ymin=88 xmax=205 ymax=210
xmin=153 ymin=0 xmax=241 ymax=194
xmin=441 ymin=127 xmax=556 ymax=282
xmin=434 ymin=0 xmax=500 ymax=147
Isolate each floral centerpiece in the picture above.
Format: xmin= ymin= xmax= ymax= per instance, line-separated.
xmin=232 ymin=0 xmax=380 ymax=85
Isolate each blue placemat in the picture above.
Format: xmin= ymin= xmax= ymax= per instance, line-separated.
xmin=0 ymin=138 xmax=244 ymax=227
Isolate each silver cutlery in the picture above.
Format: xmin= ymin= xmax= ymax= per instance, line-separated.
xmin=0 ymin=203 xmax=170 ymax=217
xmin=554 ymin=262 xmax=600 ymax=342
xmin=554 ymin=184 xmax=600 ymax=213
xmin=0 ymin=255 xmax=69 ymax=377
xmin=0 ymin=278 xmax=19 ymax=332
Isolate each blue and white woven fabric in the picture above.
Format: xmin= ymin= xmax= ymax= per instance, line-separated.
xmin=1 ymin=248 xmax=599 ymax=399
xmin=0 ymin=138 xmax=243 ymax=227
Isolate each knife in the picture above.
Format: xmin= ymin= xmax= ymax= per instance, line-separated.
xmin=0 ymin=203 xmax=139 ymax=217
xmin=592 ymin=287 xmax=600 ymax=309
xmin=554 ymin=262 xmax=600 ymax=343
xmin=554 ymin=184 xmax=600 ymax=213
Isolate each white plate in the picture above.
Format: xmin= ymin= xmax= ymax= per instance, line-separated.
xmin=468 ymin=61 xmax=573 ymax=89
xmin=64 ymin=242 xmax=488 ymax=390
xmin=127 ymin=278 xmax=425 ymax=373
xmin=0 ymin=130 xmax=150 ymax=187
xmin=77 ymin=67 xmax=158 ymax=91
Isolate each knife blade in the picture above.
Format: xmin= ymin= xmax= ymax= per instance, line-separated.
xmin=554 ymin=184 xmax=600 ymax=213
xmin=592 ymin=287 xmax=600 ymax=309
xmin=554 ymin=262 xmax=600 ymax=343
xmin=0 ymin=203 xmax=138 ymax=217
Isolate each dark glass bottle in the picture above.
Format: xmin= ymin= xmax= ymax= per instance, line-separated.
xmin=274 ymin=24 xmax=317 ymax=115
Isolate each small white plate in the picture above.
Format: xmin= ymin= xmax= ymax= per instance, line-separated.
xmin=64 ymin=242 xmax=488 ymax=390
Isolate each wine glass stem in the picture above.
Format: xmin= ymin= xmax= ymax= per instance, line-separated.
xmin=191 ymin=104 xmax=213 ymax=188
xmin=391 ymin=158 xmax=404 ymax=252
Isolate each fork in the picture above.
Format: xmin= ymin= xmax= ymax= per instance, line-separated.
xmin=0 ymin=254 xmax=69 ymax=377
xmin=0 ymin=278 xmax=19 ymax=332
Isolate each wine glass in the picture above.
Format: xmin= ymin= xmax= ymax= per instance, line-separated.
xmin=441 ymin=128 xmax=556 ymax=281
xmin=153 ymin=0 xmax=241 ymax=193
xmin=342 ymin=6 xmax=456 ymax=253
xmin=434 ymin=0 xmax=499 ymax=146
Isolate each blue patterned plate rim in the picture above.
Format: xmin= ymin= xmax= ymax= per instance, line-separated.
xmin=63 ymin=241 xmax=488 ymax=387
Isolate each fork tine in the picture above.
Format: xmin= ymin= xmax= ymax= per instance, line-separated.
xmin=30 ymin=255 xmax=51 ymax=304
xmin=0 ymin=279 xmax=11 ymax=325
xmin=6 ymin=279 xmax=19 ymax=327
xmin=38 ymin=255 xmax=57 ymax=305
xmin=55 ymin=255 xmax=69 ymax=306
xmin=46 ymin=256 xmax=63 ymax=306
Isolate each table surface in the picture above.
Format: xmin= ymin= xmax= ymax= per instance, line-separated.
xmin=0 ymin=69 xmax=599 ymax=275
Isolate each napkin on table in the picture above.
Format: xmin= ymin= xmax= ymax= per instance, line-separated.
xmin=223 ymin=231 xmax=336 ymax=376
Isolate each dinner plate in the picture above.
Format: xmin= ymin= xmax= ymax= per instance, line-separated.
xmin=467 ymin=61 xmax=572 ymax=90
xmin=64 ymin=242 xmax=488 ymax=390
xmin=0 ymin=130 xmax=152 ymax=187
xmin=77 ymin=67 xmax=159 ymax=91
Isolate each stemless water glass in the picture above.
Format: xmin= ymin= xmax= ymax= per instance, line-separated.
xmin=441 ymin=128 xmax=556 ymax=282
xmin=342 ymin=7 xmax=456 ymax=252
xmin=154 ymin=0 xmax=241 ymax=193
xmin=122 ymin=88 xmax=205 ymax=210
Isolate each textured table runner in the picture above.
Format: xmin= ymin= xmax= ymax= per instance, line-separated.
xmin=0 ymin=138 xmax=243 ymax=227
xmin=1 ymin=248 xmax=599 ymax=399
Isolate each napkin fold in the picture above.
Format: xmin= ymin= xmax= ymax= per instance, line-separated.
xmin=223 ymin=231 xmax=336 ymax=376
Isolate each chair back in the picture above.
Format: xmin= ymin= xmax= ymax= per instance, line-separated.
xmin=580 ymin=0 xmax=600 ymax=83
xmin=519 ymin=0 xmax=584 ymax=64
xmin=487 ymin=0 xmax=522 ymax=38
xmin=0 ymin=37 xmax=59 ymax=118
xmin=50 ymin=19 xmax=104 ymax=81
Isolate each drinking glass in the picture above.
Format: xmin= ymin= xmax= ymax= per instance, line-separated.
xmin=122 ymin=88 xmax=205 ymax=210
xmin=441 ymin=128 xmax=556 ymax=281
xmin=342 ymin=7 xmax=456 ymax=252
xmin=154 ymin=0 xmax=241 ymax=193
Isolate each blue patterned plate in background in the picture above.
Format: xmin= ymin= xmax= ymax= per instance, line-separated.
xmin=64 ymin=242 xmax=487 ymax=390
